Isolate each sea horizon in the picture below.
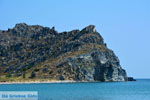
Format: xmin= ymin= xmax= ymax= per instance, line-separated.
xmin=0 ymin=79 xmax=150 ymax=100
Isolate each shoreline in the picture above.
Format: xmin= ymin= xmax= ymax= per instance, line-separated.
xmin=0 ymin=78 xmax=137 ymax=85
xmin=0 ymin=80 xmax=92 ymax=85
xmin=0 ymin=80 xmax=136 ymax=85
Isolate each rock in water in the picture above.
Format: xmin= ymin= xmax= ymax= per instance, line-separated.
xmin=127 ymin=77 xmax=136 ymax=81
xmin=0 ymin=23 xmax=133 ymax=82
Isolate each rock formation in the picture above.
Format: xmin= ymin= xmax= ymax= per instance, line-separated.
xmin=0 ymin=23 xmax=133 ymax=82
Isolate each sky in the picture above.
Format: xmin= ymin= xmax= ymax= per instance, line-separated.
xmin=0 ymin=0 xmax=150 ymax=78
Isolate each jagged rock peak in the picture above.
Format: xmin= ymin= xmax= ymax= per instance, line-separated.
xmin=51 ymin=26 xmax=55 ymax=30
xmin=12 ymin=23 xmax=97 ymax=35
xmin=81 ymin=25 xmax=96 ymax=33
xmin=8 ymin=23 xmax=59 ymax=36
xmin=13 ymin=23 xmax=56 ymax=31
xmin=15 ymin=23 xmax=28 ymax=28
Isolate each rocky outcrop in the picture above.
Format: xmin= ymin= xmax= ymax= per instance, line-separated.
xmin=0 ymin=23 xmax=133 ymax=82
xmin=127 ymin=77 xmax=136 ymax=81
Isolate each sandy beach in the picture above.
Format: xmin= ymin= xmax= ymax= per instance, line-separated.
xmin=0 ymin=80 xmax=81 ymax=84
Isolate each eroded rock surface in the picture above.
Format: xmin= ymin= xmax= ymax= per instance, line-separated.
xmin=0 ymin=23 xmax=131 ymax=81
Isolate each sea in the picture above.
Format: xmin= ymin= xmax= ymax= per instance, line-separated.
xmin=0 ymin=79 xmax=150 ymax=100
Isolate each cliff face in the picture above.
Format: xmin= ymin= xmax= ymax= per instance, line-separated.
xmin=0 ymin=23 xmax=128 ymax=81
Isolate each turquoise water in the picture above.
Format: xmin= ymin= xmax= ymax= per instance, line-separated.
xmin=0 ymin=79 xmax=150 ymax=100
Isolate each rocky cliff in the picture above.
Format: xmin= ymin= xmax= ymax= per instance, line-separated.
xmin=0 ymin=23 xmax=132 ymax=82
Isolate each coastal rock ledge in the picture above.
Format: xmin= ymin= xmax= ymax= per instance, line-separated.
xmin=0 ymin=23 xmax=134 ymax=82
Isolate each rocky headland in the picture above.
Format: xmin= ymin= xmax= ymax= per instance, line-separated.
xmin=0 ymin=23 xmax=135 ymax=83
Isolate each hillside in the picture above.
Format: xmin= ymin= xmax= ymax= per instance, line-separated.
xmin=0 ymin=23 xmax=134 ymax=82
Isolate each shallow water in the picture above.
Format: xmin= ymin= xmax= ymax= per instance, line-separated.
xmin=0 ymin=79 xmax=150 ymax=100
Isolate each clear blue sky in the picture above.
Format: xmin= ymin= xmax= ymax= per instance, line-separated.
xmin=0 ymin=0 xmax=150 ymax=78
